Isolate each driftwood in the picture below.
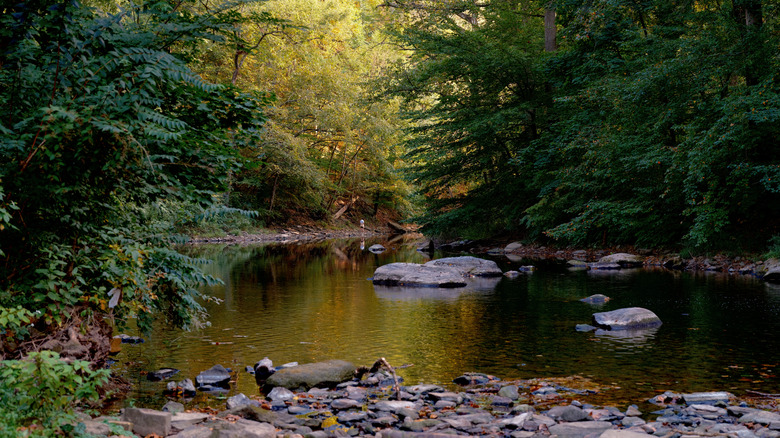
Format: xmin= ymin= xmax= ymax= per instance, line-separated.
xmin=387 ymin=220 xmax=407 ymax=234
xmin=332 ymin=196 xmax=359 ymax=220
xmin=356 ymin=357 xmax=403 ymax=400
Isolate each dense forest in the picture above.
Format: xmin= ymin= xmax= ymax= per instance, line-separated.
xmin=0 ymin=0 xmax=779 ymax=432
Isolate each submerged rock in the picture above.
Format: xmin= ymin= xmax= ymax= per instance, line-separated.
xmin=579 ymin=294 xmax=610 ymax=305
xmin=592 ymin=307 xmax=662 ymax=330
xmin=147 ymin=368 xmax=179 ymax=381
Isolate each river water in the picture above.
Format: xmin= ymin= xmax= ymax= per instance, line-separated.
xmin=113 ymin=236 xmax=780 ymax=409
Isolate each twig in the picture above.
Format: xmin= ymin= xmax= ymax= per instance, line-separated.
xmin=357 ymin=357 xmax=402 ymax=401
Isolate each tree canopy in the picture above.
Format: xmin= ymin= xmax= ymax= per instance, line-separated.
xmin=385 ymin=0 xmax=780 ymax=250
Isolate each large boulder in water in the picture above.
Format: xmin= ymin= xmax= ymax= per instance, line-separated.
xmin=263 ymin=360 xmax=355 ymax=391
xmin=763 ymin=259 xmax=780 ymax=282
xmin=596 ymin=253 xmax=645 ymax=268
xmin=592 ymin=307 xmax=662 ymax=330
xmin=372 ymin=263 xmax=467 ymax=288
xmin=423 ymin=256 xmax=503 ymax=277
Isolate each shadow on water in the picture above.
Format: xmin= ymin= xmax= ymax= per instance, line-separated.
xmin=112 ymin=236 xmax=780 ymax=410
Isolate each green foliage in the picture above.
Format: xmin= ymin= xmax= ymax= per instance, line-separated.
xmin=0 ymin=351 xmax=109 ymax=437
xmin=0 ymin=0 xmax=269 ymax=358
xmin=388 ymin=0 xmax=780 ymax=252
xmin=383 ymin=0 xmax=549 ymax=237
xmin=197 ymin=0 xmax=413 ymax=222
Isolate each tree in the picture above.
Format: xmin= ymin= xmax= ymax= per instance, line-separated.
xmin=383 ymin=0 xmax=552 ymax=237
xmin=0 ymin=0 xmax=269 ymax=362
xmin=525 ymin=0 xmax=780 ymax=249
xmin=197 ymin=0 xmax=413 ymax=223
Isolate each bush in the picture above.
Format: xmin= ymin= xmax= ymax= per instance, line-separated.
xmin=0 ymin=351 xmax=109 ymax=437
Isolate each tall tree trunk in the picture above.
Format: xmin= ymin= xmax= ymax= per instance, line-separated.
xmin=733 ymin=0 xmax=764 ymax=86
xmin=544 ymin=5 xmax=556 ymax=52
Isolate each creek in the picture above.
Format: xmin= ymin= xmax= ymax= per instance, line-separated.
xmin=112 ymin=236 xmax=780 ymax=409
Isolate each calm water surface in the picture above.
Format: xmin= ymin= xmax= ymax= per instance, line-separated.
xmin=114 ymin=237 xmax=780 ymax=409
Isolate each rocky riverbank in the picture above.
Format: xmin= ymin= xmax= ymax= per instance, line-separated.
xmin=81 ymin=363 xmax=780 ymax=438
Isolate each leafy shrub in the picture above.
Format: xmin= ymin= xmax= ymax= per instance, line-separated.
xmin=0 ymin=351 xmax=109 ymax=437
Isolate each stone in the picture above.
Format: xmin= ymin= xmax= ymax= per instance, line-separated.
xmin=254 ymin=357 xmax=275 ymax=383
xmin=575 ymin=324 xmax=597 ymax=332
xmin=374 ymin=400 xmax=417 ymax=413
xmin=621 ymin=416 xmax=646 ymax=427
xmin=547 ymin=405 xmax=588 ymax=422
xmin=338 ymin=411 xmax=369 ymax=423
xmin=453 ymin=372 xmax=496 ymax=386
xmin=592 ymin=307 xmax=662 ymax=330
xmin=264 ymin=360 xmax=356 ymax=390
xmin=331 ymin=398 xmax=361 ymax=410
xmin=625 ymin=405 xmax=642 ymax=417
xmin=580 ymin=294 xmax=610 ymax=305
xmin=147 ymin=367 xmax=180 ymax=381
xmin=179 ymin=378 xmax=197 ymax=396
xmin=427 ymin=391 xmax=459 ymax=402
xmin=599 ymin=430 xmax=651 ymax=438
xmin=162 ymin=400 xmax=185 ymax=413
xmin=195 ymin=364 xmax=231 ymax=388
xmin=213 ymin=418 xmax=276 ymax=437
xmin=121 ymin=407 xmax=171 ymax=437
xmin=372 ymin=263 xmax=467 ymax=288
xmin=598 ymin=253 xmax=645 ymax=267
xmin=379 ymin=431 xmax=466 ymax=438
xmin=171 ymin=412 xmax=210 ymax=429
xmin=739 ymin=410 xmax=780 ymax=425
xmin=504 ymin=270 xmax=521 ymax=278
xmin=548 ymin=421 xmax=614 ymax=438
xmin=763 ymin=260 xmax=780 ymax=282
xmin=267 ymin=386 xmax=295 ymax=402
xmin=174 ymin=426 xmax=214 ymax=438
xmin=498 ymin=385 xmax=520 ymax=400
xmin=423 ymin=256 xmax=503 ymax=277
xmin=81 ymin=419 xmax=111 ymax=436
xmin=227 ymin=393 xmax=261 ymax=409
xmin=492 ymin=395 xmax=513 ymax=406
xmin=681 ymin=391 xmax=732 ymax=405
xmin=369 ymin=244 xmax=386 ymax=253
xmin=505 ymin=242 xmax=524 ymax=252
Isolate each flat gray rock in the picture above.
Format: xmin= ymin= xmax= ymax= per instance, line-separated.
xmin=592 ymin=307 xmax=662 ymax=330
xmin=547 ymin=405 xmax=588 ymax=422
xmin=548 ymin=421 xmax=614 ymax=438
xmin=264 ymin=360 xmax=355 ymax=391
xmin=599 ymin=430 xmax=651 ymax=438
xmin=121 ymin=408 xmax=171 ymax=437
xmin=423 ymin=256 xmax=503 ymax=277
xmin=598 ymin=253 xmax=645 ymax=267
xmin=681 ymin=391 xmax=732 ymax=405
xmin=372 ymin=263 xmax=467 ymax=288
xmin=738 ymin=410 xmax=780 ymax=425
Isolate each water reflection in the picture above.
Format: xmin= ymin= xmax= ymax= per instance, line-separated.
xmin=113 ymin=238 xmax=780 ymax=409
xmin=592 ymin=327 xmax=660 ymax=349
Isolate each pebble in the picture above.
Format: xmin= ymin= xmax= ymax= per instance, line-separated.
xmin=83 ymin=369 xmax=780 ymax=438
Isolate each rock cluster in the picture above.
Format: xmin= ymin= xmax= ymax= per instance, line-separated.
xmin=81 ymin=368 xmax=780 ymax=438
